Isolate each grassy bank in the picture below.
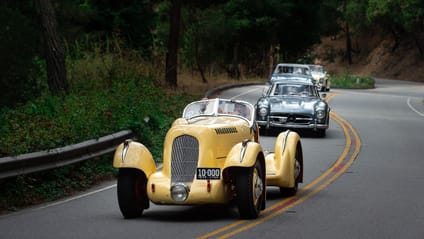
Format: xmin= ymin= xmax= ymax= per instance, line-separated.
xmin=0 ymin=45 xmax=199 ymax=213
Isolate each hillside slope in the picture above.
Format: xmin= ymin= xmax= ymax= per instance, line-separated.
xmin=312 ymin=32 xmax=424 ymax=82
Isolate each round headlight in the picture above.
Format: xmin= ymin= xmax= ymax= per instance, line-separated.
xmin=171 ymin=183 xmax=189 ymax=202
xmin=258 ymin=107 xmax=268 ymax=117
xmin=316 ymin=109 xmax=326 ymax=119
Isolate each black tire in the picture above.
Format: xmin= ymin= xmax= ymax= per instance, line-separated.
xmin=280 ymin=147 xmax=301 ymax=197
xmin=236 ymin=160 xmax=265 ymax=219
xmin=117 ymin=168 xmax=148 ymax=219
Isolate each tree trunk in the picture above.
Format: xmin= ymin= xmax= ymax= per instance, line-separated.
xmin=232 ymin=43 xmax=240 ymax=80
xmin=165 ymin=0 xmax=182 ymax=88
xmin=37 ymin=0 xmax=69 ymax=95
xmin=268 ymin=45 xmax=275 ymax=77
xmin=345 ymin=22 xmax=353 ymax=64
xmin=342 ymin=0 xmax=352 ymax=65
xmin=194 ymin=34 xmax=207 ymax=83
xmin=390 ymin=27 xmax=400 ymax=52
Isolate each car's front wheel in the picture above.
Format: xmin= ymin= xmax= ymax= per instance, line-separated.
xmin=236 ymin=160 xmax=265 ymax=219
xmin=117 ymin=168 xmax=149 ymax=219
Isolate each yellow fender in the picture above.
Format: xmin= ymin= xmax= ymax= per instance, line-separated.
xmin=267 ymin=130 xmax=303 ymax=188
xmin=113 ymin=140 xmax=157 ymax=178
xmin=224 ymin=140 xmax=264 ymax=168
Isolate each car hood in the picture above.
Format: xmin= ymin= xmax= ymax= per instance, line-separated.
xmin=268 ymin=96 xmax=319 ymax=114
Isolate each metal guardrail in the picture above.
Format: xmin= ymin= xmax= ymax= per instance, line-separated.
xmin=0 ymin=130 xmax=135 ymax=179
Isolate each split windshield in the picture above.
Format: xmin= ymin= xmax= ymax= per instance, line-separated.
xmin=182 ymin=98 xmax=254 ymax=122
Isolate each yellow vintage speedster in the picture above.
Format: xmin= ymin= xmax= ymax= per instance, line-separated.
xmin=113 ymin=98 xmax=303 ymax=219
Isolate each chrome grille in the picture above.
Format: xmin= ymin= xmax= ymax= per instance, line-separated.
xmin=270 ymin=113 xmax=313 ymax=124
xmin=171 ymin=135 xmax=199 ymax=183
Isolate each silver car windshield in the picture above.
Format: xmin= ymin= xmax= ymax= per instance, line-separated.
xmin=274 ymin=65 xmax=311 ymax=76
xmin=182 ymin=98 xmax=254 ymax=123
xmin=272 ymin=84 xmax=317 ymax=97
xmin=309 ymin=65 xmax=324 ymax=73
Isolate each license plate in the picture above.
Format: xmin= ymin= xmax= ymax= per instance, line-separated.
xmin=196 ymin=168 xmax=220 ymax=180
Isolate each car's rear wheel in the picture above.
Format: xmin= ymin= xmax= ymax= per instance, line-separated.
xmin=280 ymin=147 xmax=301 ymax=197
xmin=236 ymin=160 xmax=265 ymax=219
xmin=117 ymin=168 xmax=148 ymax=219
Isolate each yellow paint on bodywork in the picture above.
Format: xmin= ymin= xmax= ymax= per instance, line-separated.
xmin=265 ymin=130 xmax=301 ymax=188
xmin=113 ymin=141 xmax=156 ymax=177
xmin=224 ymin=142 xmax=263 ymax=168
xmin=147 ymin=171 xmax=230 ymax=204
xmin=161 ymin=116 xmax=255 ymax=178
xmin=144 ymin=116 xmax=262 ymax=205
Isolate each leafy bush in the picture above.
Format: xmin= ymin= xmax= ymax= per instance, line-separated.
xmin=330 ymin=72 xmax=375 ymax=89
xmin=0 ymin=7 xmax=45 ymax=107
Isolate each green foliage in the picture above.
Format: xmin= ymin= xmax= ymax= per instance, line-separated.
xmin=0 ymin=6 xmax=44 ymax=107
xmin=345 ymin=0 xmax=369 ymax=35
xmin=0 ymin=42 xmax=197 ymax=160
xmin=73 ymin=0 xmax=157 ymax=57
xmin=366 ymin=0 xmax=424 ymax=33
xmin=330 ymin=71 xmax=375 ymax=89
xmin=0 ymin=39 xmax=197 ymax=213
xmin=179 ymin=0 xmax=324 ymax=76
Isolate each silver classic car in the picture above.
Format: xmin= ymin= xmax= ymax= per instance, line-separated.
xmin=256 ymin=79 xmax=330 ymax=137
xmin=269 ymin=63 xmax=314 ymax=84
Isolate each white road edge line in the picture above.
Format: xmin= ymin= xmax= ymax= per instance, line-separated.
xmin=407 ymin=97 xmax=424 ymax=117
xmin=38 ymin=183 xmax=117 ymax=209
xmin=0 ymin=183 xmax=117 ymax=218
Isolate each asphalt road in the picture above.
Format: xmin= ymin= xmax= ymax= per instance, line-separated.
xmin=0 ymin=78 xmax=423 ymax=239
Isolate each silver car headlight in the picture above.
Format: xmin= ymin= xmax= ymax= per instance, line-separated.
xmin=316 ymin=109 xmax=326 ymax=119
xmin=171 ymin=183 xmax=189 ymax=202
xmin=258 ymin=107 xmax=268 ymax=117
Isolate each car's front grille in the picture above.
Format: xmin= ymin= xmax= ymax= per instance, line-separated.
xmin=270 ymin=113 xmax=313 ymax=124
xmin=171 ymin=135 xmax=199 ymax=183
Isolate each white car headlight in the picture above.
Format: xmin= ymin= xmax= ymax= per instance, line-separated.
xmin=258 ymin=107 xmax=268 ymax=117
xmin=316 ymin=109 xmax=326 ymax=119
xmin=171 ymin=183 xmax=189 ymax=202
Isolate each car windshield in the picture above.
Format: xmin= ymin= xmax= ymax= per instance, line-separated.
xmin=182 ymin=98 xmax=254 ymax=122
xmin=271 ymin=83 xmax=316 ymax=97
xmin=309 ymin=65 xmax=324 ymax=73
xmin=274 ymin=65 xmax=310 ymax=75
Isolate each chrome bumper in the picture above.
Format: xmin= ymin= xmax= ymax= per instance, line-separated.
xmin=257 ymin=118 xmax=328 ymax=130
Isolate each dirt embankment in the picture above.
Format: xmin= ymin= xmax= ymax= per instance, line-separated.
xmin=312 ymin=32 xmax=424 ymax=82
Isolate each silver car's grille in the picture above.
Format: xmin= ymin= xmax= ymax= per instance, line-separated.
xmin=171 ymin=135 xmax=199 ymax=183
xmin=270 ymin=113 xmax=313 ymax=124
